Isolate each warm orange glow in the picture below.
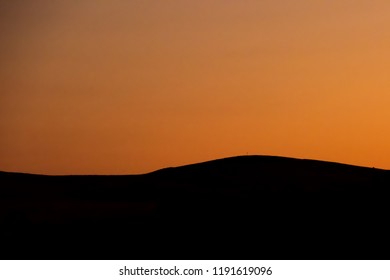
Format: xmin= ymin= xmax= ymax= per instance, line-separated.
xmin=1 ymin=1 xmax=390 ymax=174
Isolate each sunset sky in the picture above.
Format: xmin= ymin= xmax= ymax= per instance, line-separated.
xmin=1 ymin=1 xmax=390 ymax=175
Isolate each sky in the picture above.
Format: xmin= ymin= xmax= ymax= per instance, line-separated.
xmin=1 ymin=0 xmax=390 ymax=175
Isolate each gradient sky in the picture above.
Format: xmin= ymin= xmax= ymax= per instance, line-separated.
xmin=1 ymin=0 xmax=390 ymax=175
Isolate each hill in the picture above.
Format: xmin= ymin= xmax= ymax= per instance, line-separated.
xmin=1 ymin=155 xmax=389 ymax=259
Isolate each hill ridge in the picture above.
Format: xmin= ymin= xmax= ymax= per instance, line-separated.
xmin=2 ymin=155 xmax=384 ymax=176
xmin=1 ymin=154 xmax=390 ymax=259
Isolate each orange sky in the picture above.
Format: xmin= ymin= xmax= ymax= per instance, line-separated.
xmin=1 ymin=1 xmax=390 ymax=175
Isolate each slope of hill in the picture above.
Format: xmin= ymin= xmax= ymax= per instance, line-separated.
xmin=1 ymin=155 xmax=389 ymax=259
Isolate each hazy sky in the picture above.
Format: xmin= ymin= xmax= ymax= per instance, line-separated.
xmin=1 ymin=0 xmax=390 ymax=174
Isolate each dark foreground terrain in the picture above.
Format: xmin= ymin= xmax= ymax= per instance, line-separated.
xmin=1 ymin=155 xmax=390 ymax=259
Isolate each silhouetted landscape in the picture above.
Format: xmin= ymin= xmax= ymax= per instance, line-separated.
xmin=1 ymin=155 xmax=390 ymax=259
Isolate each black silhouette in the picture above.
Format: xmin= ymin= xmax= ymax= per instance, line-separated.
xmin=1 ymin=155 xmax=389 ymax=259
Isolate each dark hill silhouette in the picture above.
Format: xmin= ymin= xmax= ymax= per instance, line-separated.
xmin=1 ymin=155 xmax=390 ymax=259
